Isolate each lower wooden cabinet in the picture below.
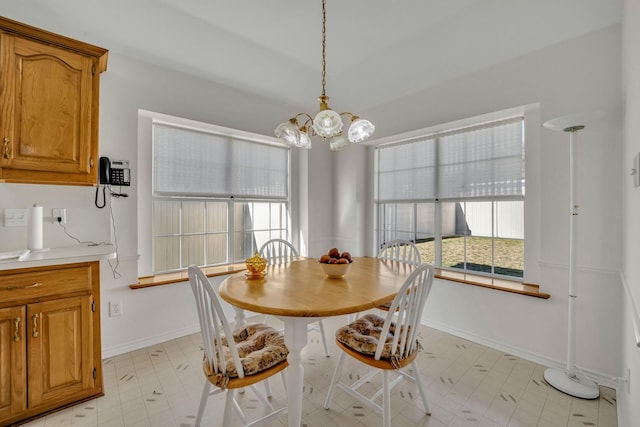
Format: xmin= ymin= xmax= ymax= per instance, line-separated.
xmin=0 ymin=306 xmax=27 ymax=422
xmin=0 ymin=262 xmax=102 ymax=426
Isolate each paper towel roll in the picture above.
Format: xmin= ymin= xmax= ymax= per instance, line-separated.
xmin=28 ymin=205 xmax=43 ymax=250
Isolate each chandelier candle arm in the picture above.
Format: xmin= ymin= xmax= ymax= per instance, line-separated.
xmin=274 ymin=0 xmax=374 ymax=150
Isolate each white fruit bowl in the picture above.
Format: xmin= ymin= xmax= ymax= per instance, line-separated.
xmin=318 ymin=261 xmax=352 ymax=278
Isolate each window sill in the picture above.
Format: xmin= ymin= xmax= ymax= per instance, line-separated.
xmin=130 ymin=263 xmax=247 ymax=290
xmin=130 ymin=264 xmax=550 ymax=299
xmin=436 ymin=269 xmax=549 ymax=299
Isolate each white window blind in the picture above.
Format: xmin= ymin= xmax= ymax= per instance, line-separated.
xmin=153 ymin=123 xmax=289 ymax=199
xmin=378 ymin=137 xmax=437 ymax=201
xmin=377 ymin=117 xmax=524 ymax=202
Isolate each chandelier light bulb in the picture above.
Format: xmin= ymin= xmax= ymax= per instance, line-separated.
xmin=313 ymin=109 xmax=343 ymax=138
xmin=274 ymin=121 xmax=302 ymax=146
xmin=329 ymin=134 xmax=349 ymax=151
xmin=348 ymin=118 xmax=375 ymax=143
xmin=297 ymin=131 xmax=312 ymax=149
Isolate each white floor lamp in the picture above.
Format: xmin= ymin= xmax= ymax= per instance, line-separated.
xmin=543 ymin=112 xmax=602 ymax=399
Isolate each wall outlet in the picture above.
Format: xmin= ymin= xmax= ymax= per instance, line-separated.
xmin=4 ymin=208 xmax=28 ymax=227
xmin=109 ymin=300 xmax=123 ymax=317
xmin=52 ymin=208 xmax=67 ymax=224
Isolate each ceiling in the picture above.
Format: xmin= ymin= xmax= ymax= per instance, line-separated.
xmin=0 ymin=0 xmax=622 ymax=113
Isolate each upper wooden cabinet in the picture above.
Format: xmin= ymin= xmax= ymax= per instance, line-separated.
xmin=0 ymin=17 xmax=108 ymax=186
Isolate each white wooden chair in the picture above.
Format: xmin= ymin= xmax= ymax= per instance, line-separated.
xmin=259 ymin=238 xmax=330 ymax=357
xmin=188 ymin=265 xmax=288 ymax=427
xmin=376 ymin=239 xmax=422 ymax=312
xmin=259 ymin=238 xmax=300 ymax=265
xmin=377 ymin=239 xmax=422 ymax=266
xmin=323 ymin=263 xmax=435 ymax=427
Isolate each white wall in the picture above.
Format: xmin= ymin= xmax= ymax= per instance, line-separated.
xmin=336 ymin=24 xmax=624 ymax=386
xmin=620 ymin=1 xmax=640 ymax=426
xmin=304 ymin=136 xmax=334 ymax=256
xmin=330 ymin=144 xmax=371 ymax=257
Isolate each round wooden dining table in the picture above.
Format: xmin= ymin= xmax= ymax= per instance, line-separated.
xmin=218 ymin=257 xmax=416 ymax=427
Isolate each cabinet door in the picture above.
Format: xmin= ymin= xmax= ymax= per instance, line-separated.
xmin=27 ymin=296 xmax=95 ymax=408
xmin=0 ymin=306 xmax=26 ymax=422
xmin=0 ymin=32 xmax=95 ymax=183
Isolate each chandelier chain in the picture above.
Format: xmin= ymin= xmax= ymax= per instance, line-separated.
xmin=321 ymin=0 xmax=327 ymax=97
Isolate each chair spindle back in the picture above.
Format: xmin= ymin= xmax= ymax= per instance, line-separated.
xmin=374 ymin=263 xmax=435 ymax=361
xmin=377 ymin=239 xmax=422 ymax=266
xmin=188 ymin=265 xmax=246 ymax=379
xmin=259 ymin=238 xmax=300 ymax=266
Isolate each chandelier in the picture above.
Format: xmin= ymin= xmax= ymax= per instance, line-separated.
xmin=274 ymin=0 xmax=375 ymax=150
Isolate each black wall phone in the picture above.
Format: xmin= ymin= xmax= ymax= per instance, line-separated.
xmin=96 ymin=157 xmax=130 ymax=208
xmin=99 ymin=157 xmax=131 ymax=186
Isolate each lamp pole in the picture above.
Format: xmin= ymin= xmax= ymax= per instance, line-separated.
xmin=566 ymin=125 xmax=581 ymax=380
xmin=542 ymin=114 xmax=601 ymax=399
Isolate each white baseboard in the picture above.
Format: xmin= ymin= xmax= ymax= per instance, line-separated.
xmin=101 ymin=313 xmax=266 ymax=360
xmin=422 ymin=317 xmax=620 ymax=390
xmin=101 ymin=323 xmax=201 ymax=359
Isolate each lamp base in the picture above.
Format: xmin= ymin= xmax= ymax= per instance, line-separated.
xmin=544 ymin=367 xmax=600 ymax=399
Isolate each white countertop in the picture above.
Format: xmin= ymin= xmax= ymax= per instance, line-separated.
xmin=0 ymin=244 xmax=116 ymax=271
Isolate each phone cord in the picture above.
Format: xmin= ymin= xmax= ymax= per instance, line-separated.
xmin=95 ymin=186 xmax=106 ymax=209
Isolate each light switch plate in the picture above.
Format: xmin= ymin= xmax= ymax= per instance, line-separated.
xmin=4 ymin=208 xmax=28 ymax=227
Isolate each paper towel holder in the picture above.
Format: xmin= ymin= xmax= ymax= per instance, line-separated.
xmin=27 ymin=204 xmax=50 ymax=253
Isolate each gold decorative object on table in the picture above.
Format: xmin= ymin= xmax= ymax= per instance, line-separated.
xmin=245 ymin=252 xmax=267 ymax=279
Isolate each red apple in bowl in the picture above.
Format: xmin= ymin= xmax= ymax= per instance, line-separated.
xmin=319 ymin=254 xmax=331 ymax=263
xmin=318 ymin=247 xmax=353 ymax=265
xmin=328 ymin=247 xmax=341 ymax=259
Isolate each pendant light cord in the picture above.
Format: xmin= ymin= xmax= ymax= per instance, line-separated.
xmin=320 ymin=0 xmax=327 ymax=97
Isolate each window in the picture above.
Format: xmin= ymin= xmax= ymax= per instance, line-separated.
xmin=376 ymin=116 xmax=525 ymax=279
xmin=150 ymin=121 xmax=290 ymax=274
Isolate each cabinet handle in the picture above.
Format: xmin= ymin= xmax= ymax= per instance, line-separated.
xmin=2 ymin=137 xmax=9 ymax=159
xmin=32 ymin=313 xmax=39 ymax=338
xmin=14 ymin=317 xmax=21 ymax=342
xmin=6 ymin=282 xmax=43 ymax=291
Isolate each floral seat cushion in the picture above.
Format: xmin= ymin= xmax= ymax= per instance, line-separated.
xmin=336 ymin=314 xmax=401 ymax=359
xmin=204 ymin=323 xmax=288 ymax=387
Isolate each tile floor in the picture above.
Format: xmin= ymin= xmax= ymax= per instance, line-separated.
xmin=21 ymin=314 xmax=617 ymax=427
